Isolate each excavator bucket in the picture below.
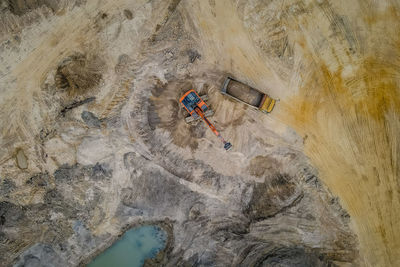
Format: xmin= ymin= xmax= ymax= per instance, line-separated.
xmin=224 ymin=142 xmax=233 ymax=151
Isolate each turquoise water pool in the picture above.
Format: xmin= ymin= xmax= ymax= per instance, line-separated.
xmin=87 ymin=225 xmax=167 ymax=267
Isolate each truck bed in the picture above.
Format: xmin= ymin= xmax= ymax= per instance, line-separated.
xmin=221 ymin=77 xmax=264 ymax=107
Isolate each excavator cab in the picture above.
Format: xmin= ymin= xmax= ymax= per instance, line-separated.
xmin=180 ymin=90 xmax=232 ymax=151
xmin=180 ymin=90 xmax=208 ymax=116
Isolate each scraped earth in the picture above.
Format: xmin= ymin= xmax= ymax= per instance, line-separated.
xmin=0 ymin=0 xmax=399 ymax=266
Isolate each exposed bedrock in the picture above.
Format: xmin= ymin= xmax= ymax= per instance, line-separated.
xmin=5 ymin=114 xmax=357 ymax=266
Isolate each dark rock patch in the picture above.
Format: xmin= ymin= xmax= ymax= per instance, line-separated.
xmin=187 ymin=49 xmax=201 ymax=63
xmin=0 ymin=201 xmax=25 ymax=227
xmin=54 ymin=163 xmax=112 ymax=182
xmin=0 ymin=178 xmax=16 ymax=195
xmin=54 ymin=164 xmax=82 ymax=181
xmin=14 ymin=243 xmax=68 ymax=267
xmin=91 ymin=163 xmax=112 ymax=180
xmin=26 ymin=172 xmax=50 ymax=187
xmin=81 ymin=111 xmax=102 ymax=128
xmin=123 ymin=9 xmax=133 ymax=20
xmin=43 ymin=189 xmax=66 ymax=207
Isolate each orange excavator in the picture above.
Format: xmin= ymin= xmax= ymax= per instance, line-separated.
xmin=180 ymin=90 xmax=232 ymax=151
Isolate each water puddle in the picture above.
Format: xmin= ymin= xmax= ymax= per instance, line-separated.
xmin=87 ymin=225 xmax=167 ymax=267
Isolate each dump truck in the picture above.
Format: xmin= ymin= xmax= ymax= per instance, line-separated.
xmin=180 ymin=89 xmax=232 ymax=151
xmin=221 ymin=77 xmax=276 ymax=113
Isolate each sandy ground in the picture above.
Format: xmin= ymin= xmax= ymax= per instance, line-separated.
xmin=0 ymin=0 xmax=399 ymax=266
xmin=185 ymin=1 xmax=400 ymax=265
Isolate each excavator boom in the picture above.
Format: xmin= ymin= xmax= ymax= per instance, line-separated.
xmin=194 ymin=107 xmax=218 ymax=135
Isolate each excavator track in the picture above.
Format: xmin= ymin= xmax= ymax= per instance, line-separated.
xmin=184 ymin=94 xmax=213 ymax=123
xmin=185 ymin=109 xmax=214 ymax=123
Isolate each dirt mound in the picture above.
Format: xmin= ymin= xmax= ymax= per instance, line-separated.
xmin=245 ymin=173 xmax=303 ymax=220
xmin=54 ymin=53 xmax=103 ymax=95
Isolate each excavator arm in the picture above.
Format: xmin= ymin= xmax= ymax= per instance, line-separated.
xmin=194 ymin=107 xmax=232 ymax=151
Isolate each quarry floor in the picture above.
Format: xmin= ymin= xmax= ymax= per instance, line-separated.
xmin=0 ymin=0 xmax=399 ymax=266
